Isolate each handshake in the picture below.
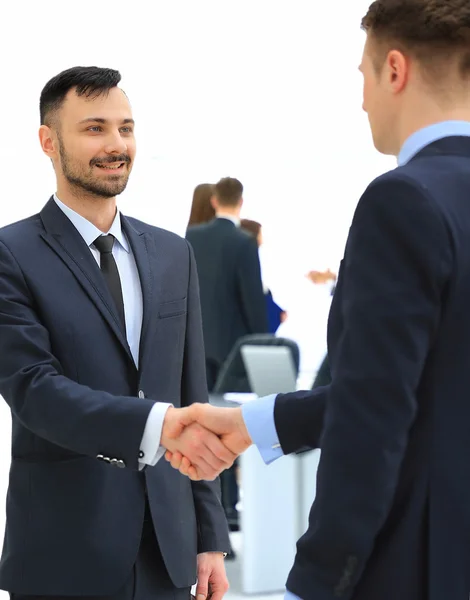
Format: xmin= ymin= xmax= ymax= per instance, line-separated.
xmin=161 ymin=404 xmax=253 ymax=481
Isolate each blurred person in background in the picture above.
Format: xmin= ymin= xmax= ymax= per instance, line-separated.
xmin=306 ymin=270 xmax=336 ymax=389
xmin=186 ymin=183 xmax=216 ymax=230
xmin=306 ymin=268 xmax=337 ymax=285
xmin=186 ymin=178 xmax=268 ymax=545
xmin=186 ymin=177 xmax=268 ymax=390
xmin=240 ymin=218 xmax=287 ymax=333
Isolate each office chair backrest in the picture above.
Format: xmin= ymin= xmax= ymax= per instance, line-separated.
xmin=212 ymin=334 xmax=300 ymax=394
xmin=241 ymin=345 xmax=297 ymax=396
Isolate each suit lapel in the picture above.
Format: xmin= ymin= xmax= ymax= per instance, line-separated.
xmin=39 ymin=198 xmax=133 ymax=363
xmin=121 ymin=215 xmax=160 ymax=370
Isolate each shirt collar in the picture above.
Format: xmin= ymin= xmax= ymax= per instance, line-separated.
xmin=53 ymin=194 xmax=129 ymax=252
xmin=216 ymin=213 xmax=240 ymax=227
xmin=398 ymin=120 xmax=470 ymax=166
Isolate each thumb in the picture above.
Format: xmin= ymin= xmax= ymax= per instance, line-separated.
xmin=195 ymin=573 xmax=209 ymax=600
xmin=170 ymin=404 xmax=200 ymax=432
xmin=176 ymin=404 xmax=199 ymax=427
xmin=161 ymin=406 xmax=197 ymax=444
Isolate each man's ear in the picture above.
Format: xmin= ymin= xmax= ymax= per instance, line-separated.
xmin=386 ymin=49 xmax=409 ymax=94
xmin=39 ymin=125 xmax=57 ymax=158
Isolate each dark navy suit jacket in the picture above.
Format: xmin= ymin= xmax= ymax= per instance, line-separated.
xmin=274 ymin=136 xmax=470 ymax=600
xmin=186 ymin=218 xmax=268 ymax=370
xmin=0 ymin=199 xmax=229 ymax=595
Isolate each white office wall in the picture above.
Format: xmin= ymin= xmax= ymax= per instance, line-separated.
xmin=1 ymin=1 xmax=394 ymax=251
xmin=0 ymin=2 xmax=395 ymax=593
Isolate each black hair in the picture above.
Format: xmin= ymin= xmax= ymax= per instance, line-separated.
xmin=39 ymin=66 xmax=121 ymax=126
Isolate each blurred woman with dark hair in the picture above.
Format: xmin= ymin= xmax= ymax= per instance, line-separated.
xmin=186 ymin=183 xmax=216 ymax=230
xmin=240 ymin=218 xmax=263 ymax=246
xmin=240 ymin=218 xmax=287 ymax=333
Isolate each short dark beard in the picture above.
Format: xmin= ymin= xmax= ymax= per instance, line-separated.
xmin=57 ymin=131 xmax=131 ymax=199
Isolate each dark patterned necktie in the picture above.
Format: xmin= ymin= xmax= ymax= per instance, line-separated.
xmin=94 ymin=234 xmax=126 ymax=332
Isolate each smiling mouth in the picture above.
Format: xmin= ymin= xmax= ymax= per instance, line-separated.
xmin=94 ymin=162 xmax=126 ymax=171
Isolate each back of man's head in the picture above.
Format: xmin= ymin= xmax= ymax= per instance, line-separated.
xmin=214 ymin=177 xmax=243 ymax=208
xmin=362 ymin=0 xmax=470 ymax=85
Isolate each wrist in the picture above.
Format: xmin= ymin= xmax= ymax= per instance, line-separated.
xmin=198 ymin=551 xmax=227 ymax=559
xmin=160 ymin=407 xmax=177 ymax=450
xmin=235 ymin=407 xmax=252 ymax=448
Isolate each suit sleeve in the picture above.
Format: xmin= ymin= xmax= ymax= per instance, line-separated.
xmin=274 ymin=386 xmax=329 ymax=453
xmin=281 ymin=176 xmax=453 ymax=599
xmin=236 ymin=237 xmax=269 ymax=334
xmin=182 ymin=241 xmax=231 ymax=554
xmin=0 ymin=240 xmax=155 ymax=471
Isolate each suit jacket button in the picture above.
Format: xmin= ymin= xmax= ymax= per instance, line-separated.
xmin=138 ymin=390 xmax=145 ymax=398
xmin=96 ymin=454 xmax=104 ymax=461
xmin=116 ymin=460 xmax=126 ymax=469
xmin=103 ymin=456 xmax=111 ymax=463
xmin=110 ymin=458 xmax=118 ymax=467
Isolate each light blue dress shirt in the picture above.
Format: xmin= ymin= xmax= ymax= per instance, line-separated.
xmin=244 ymin=120 xmax=470 ymax=600
xmin=397 ymin=120 xmax=470 ymax=165
xmin=54 ymin=195 xmax=170 ymax=468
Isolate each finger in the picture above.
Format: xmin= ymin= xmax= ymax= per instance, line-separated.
xmin=206 ymin=569 xmax=229 ymax=600
xmin=182 ymin=425 xmax=227 ymax=473
xmin=195 ymin=442 xmax=227 ymax=473
xmin=209 ymin=582 xmax=228 ymax=600
xmin=180 ymin=455 xmax=192 ymax=471
xmin=169 ymin=452 xmax=184 ymax=470
xmin=189 ymin=422 xmax=237 ymax=471
xmin=187 ymin=465 xmax=202 ymax=481
xmin=179 ymin=457 xmax=205 ymax=481
xmin=164 ymin=451 xmax=172 ymax=461
xmin=175 ymin=455 xmax=198 ymax=479
xmin=182 ymin=458 xmax=203 ymax=481
xmin=203 ymin=432 xmax=236 ymax=467
xmin=168 ymin=453 xmax=203 ymax=481
xmin=188 ymin=455 xmax=219 ymax=480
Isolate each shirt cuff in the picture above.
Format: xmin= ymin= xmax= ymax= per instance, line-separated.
xmin=138 ymin=402 xmax=172 ymax=468
xmin=285 ymin=590 xmax=303 ymax=600
xmin=242 ymin=394 xmax=284 ymax=464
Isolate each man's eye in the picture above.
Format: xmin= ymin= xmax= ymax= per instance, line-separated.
xmin=121 ymin=127 xmax=133 ymax=133
xmin=88 ymin=126 xmax=102 ymax=132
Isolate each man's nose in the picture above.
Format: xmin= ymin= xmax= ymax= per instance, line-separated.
xmin=103 ymin=130 xmax=128 ymax=155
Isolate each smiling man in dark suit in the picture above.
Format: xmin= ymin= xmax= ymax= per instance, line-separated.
xmin=167 ymin=1 xmax=470 ymax=598
xmin=0 ymin=66 xmax=234 ymax=600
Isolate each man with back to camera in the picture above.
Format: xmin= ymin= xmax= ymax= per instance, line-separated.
xmin=185 ymin=177 xmax=268 ymax=391
xmin=0 ymin=66 xmax=235 ymax=600
xmin=166 ymin=1 xmax=470 ymax=598
xmin=186 ymin=177 xmax=268 ymax=542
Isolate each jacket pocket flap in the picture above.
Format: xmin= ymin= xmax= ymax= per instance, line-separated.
xmin=158 ymin=297 xmax=187 ymax=318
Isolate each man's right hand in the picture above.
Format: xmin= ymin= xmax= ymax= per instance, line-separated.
xmin=160 ymin=406 xmax=237 ymax=480
xmin=164 ymin=404 xmax=253 ymax=481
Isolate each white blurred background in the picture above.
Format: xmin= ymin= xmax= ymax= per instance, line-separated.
xmin=0 ymin=2 xmax=395 ymax=597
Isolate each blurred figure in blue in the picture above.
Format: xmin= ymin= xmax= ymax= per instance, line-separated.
xmin=240 ymin=218 xmax=287 ymax=333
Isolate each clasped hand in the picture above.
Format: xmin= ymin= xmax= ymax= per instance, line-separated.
xmin=160 ymin=404 xmax=252 ymax=481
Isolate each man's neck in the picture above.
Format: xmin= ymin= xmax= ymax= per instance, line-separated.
xmin=56 ymin=184 xmax=117 ymax=232
xmin=216 ymin=209 xmax=240 ymax=219
xmin=216 ymin=211 xmax=240 ymax=226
